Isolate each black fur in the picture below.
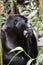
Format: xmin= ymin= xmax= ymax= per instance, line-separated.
xmin=1 ymin=14 xmax=38 ymax=65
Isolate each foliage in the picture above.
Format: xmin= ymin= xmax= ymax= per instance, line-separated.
xmin=0 ymin=1 xmax=3 ymax=5
xmin=39 ymin=47 xmax=43 ymax=54
xmin=8 ymin=47 xmax=43 ymax=65
xmin=38 ymin=23 xmax=43 ymax=31
xmin=14 ymin=0 xmax=17 ymax=4
xmin=35 ymin=54 xmax=43 ymax=65
xmin=7 ymin=47 xmax=31 ymax=65
xmin=26 ymin=59 xmax=34 ymax=65
xmin=0 ymin=0 xmax=43 ymax=65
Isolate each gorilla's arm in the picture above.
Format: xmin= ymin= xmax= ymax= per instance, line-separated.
xmin=31 ymin=32 xmax=38 ymax=58
xmin=24 ymin=28 xmax=38 ymax=58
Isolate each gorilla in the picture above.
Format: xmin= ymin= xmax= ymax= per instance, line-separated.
xmin=1 ymin=14 xmax=38 ymax=65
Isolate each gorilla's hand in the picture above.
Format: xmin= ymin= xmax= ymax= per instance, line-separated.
xmin=23 ymin=30 xmax=28 ymax=38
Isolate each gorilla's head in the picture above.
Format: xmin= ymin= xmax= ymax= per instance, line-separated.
xmin=2 ymin=14 xmax=27 ymax=37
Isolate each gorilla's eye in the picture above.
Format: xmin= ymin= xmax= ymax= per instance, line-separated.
xmin=14 ymin=19 xmax=18 ymax=24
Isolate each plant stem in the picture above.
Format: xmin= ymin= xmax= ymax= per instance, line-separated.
xmin=24 ymin=50 xmax=32 ymax=59
xmin=7 ymin=50 xmax=23 ymax=65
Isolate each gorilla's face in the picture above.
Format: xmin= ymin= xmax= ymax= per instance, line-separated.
xmin=2 ymin=14 xmax=27 ymax=36
xmin=14 ymin=15 xmax=27 ymax=34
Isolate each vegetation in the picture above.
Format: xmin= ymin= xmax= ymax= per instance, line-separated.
xmin=0 ymin=0 xmax=43 ymax=65
xmin=8 ymin=47 xmax=43 ymax=65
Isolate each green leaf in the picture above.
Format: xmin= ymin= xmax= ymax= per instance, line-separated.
xmin=8 ymin=46 xmax=24 ymax=54
xmin=38 ymin=24 xmax=43 ymax=30
xmin=35 ymin=62 xmax=41 ymax=65
xmin=36 ymin=54 xmax=43 ymax=63
xmin=39 ymin=47 xmax=43 ymax=54
xmin=32 ymin=21 xmax=37 ymax=27
xmin=26 ymin=59 xmax=34 ymax=65
xmin=0 ymin=1 xmax=3 ymax=5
